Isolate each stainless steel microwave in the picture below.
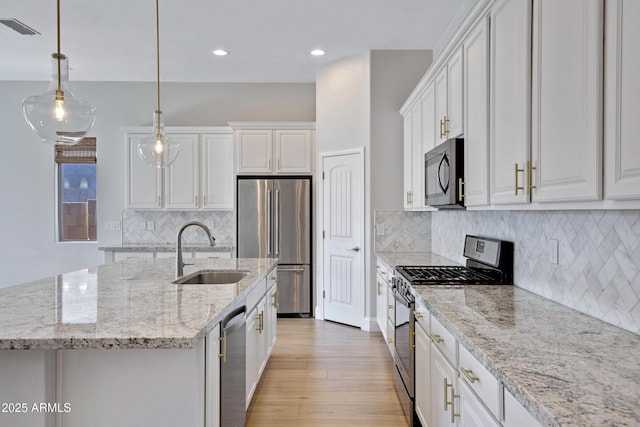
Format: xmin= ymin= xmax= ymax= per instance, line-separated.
xmin=424 ymin=138 xmax=465 ymax=209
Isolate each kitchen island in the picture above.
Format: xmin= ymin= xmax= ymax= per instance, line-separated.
xmin=377 ymin=252 xmax=640 ymax=427
xmin=0 ymin=257 xmax=277 ymax=427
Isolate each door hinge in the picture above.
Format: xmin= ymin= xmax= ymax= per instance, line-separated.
xmin=322 ymin=171 xmax=325 ymax=180
xmin=322 ymin=230 xmax=325 ymax=239
xmin=323 ymin=290 xmax=326 ymax=299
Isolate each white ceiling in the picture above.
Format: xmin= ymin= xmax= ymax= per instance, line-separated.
xmin=1 ymin=0 xmax=464 ymax=83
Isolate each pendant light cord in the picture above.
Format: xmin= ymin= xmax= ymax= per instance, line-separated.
xmin=155 ymin=0 xmax=161 ymax=115
xmin=56 ymin=0 xmax=62 ymax=97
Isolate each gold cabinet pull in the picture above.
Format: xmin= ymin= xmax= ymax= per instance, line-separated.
xmin=413 ymin=310 xmax=424 ymax=319
xmin=439 ymin=118 xmax=444 ymax=138
xmin=388 ymin=304 xmax=394 ymax=310
xmin=377 ymin=281 xmax=382 ymax=296
xmin=432 ymin=333 xmax=444 ymax=344
xmin=195 ymin=196 xmax=198 ymax=206
xmin=272 ymin=291 xmax=278 ymax=308
xmin=526 ymin=160 xmax=537 ymax=193
xmin=157 ymin=196 xmax=162 ymax=207
xmin=218 ymin=330 xmax=227 ymax=363
xmin=458 ymin=178 xmax=464 ymax=202
xmin=443 ymin=115 xmax=450 ymax=136
xmin=410 ymin=327 xmax=415 ymax=350
xmin=451 ymin=387 xmax=460 ymax=423
xmin=387 ymin=338 xmax=393 ymax=344
xmin=460 ymin=367 xmax=479 ymax=383
xmin=515 ymin=163 xmax=525 ymax=195
xmin=444 ymin=378 xmax=454 ymax=410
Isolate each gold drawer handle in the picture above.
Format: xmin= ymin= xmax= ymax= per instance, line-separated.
xmin=432 ymin=333 xmax=444 ymax=344
xmin=413 ymin=310 xmax=424 ymax=319
xmin=460 ymin=367 xmax=479 ymax=383
xmin=218 ymin=331 xmax=227 ymax=363
xmin=514 ymin=163 xmax=525 ymax=195
xmin=526 ymin=160 xmax=537 ymax=193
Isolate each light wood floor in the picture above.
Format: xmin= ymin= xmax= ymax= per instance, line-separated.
xmin=246 ymin=318 xmax=408 ymax=427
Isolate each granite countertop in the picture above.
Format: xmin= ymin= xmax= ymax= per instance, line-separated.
xmin=376 ymin=251 xmax=640 ymax=427
xmin=98 ymin=243 xmax=234 ymax=253
xmin=0 ymin=257 xmax=277 ymax=351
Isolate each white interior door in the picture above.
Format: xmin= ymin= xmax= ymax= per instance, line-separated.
xmin=321 ymin=151 xmax=364 ymax=328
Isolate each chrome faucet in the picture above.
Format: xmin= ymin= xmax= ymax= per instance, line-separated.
xmin=176 ymin=221 xmax=216 ymax=278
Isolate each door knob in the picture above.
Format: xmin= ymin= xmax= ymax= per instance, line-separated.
xmin=348 ymin=247 xmax=360 ymax=252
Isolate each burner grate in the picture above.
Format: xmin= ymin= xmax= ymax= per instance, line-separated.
xmin=396 ymin=265 xmax=500 ymax=285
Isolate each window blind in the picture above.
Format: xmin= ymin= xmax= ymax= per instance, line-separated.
xmin=55 ymin=138 xmax=97 ymax=164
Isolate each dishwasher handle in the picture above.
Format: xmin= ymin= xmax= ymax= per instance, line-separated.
xmin=221 ymin=305 xmax=246 ymax=334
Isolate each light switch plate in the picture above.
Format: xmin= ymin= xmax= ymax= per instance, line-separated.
xmin=147 ymin=221 xmax=155 ymax=231
xmin=376 ymin=224 xmax=385 ymax=236
xmin=105 ymin=221 xmax=121 ymax=231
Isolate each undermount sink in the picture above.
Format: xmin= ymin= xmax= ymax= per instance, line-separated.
xmin=173 ymin=270 xmax=249 ymax=285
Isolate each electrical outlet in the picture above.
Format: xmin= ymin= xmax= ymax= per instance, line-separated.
xmin=140 ymin=221 xmax=146 ymax=231
xmin=104 ymin=221 xmax=121 ymax=231
xmin=147 ymin=221 xmax=155 ymax=231
xmin=547 ymin=239 xmax=559 ymax=264
xmin=376 ymin=224 xmax=385 ymax=236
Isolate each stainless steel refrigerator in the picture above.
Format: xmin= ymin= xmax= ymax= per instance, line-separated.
xmin=237 ymin=177 xmax=311 ymax=316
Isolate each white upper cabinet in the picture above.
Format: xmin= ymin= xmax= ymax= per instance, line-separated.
xmin=165 ymin=134 xmax=200 ymax=209
xmin=201 ymin=134 xmax=234 ymax=209
xmin=126 ymin=128 xmax=234 ymax=210
xmin=605 ymin=0 xmax=640 ymax=200
xmin=435 ymin=48 xmax=464 ymax=144
xmin=531 ymin=0 xmax=603 ymax=202
xmin=127 ymin=135 xmax=163 ymax=209
xmin=274 ymin=130 xmax=313 ymax=173
xmin=403 ymin=100 xmax=425 ymax=209
xmin=235 ymin=126 xmax=314 ymax=175
xmin=421 ymin=82 xmax=437 ymax=154
xmin=463 ymin=16 xmax=490 ymax=207
xmin=490 ymin=0 xmax=532 ymax=205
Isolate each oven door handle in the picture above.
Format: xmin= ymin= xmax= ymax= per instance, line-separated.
xmin=393 ymin=290 xmax=411 ymax=308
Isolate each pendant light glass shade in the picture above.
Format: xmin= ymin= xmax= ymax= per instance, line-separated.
xmin=22 ymin=54 xmax=96 ymax=145
xmin=138 ymin=110 xmax=180 ymax=168
xmin=137 ymin=0 xmax=179 ymax=168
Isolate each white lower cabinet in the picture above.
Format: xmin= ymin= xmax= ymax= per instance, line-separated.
xmin=458 ymin=380 xmax=500 ymax=427
xmin=206 ymin=324 xmax=221 ymax=427
xmin=245 ymin=269 xmax=277 ymax=409
xmin=415 ymin=318 xmax=431 ymax=426
xmin=503 ymin=389 xmax=542 ymax=427
xmin=431 ymin=344 xmax=459 ymax=427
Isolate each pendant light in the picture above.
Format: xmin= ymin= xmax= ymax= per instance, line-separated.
xmin=22 ymin=0 xmax=96 ymax=145
xmin=137 ymin=0 xmax=180 ymax=168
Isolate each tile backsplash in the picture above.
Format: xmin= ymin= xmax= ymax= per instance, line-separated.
xmin=375 ymin=210 xmax=431 ymax=252
xmin=122 ymin=210 xmax=235 ymax=244
xmin=431 ymin=210 xmax=640 ymax=334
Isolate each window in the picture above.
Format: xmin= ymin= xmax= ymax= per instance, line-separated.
xmin=56 ymin=138 xmax=97 ymax=241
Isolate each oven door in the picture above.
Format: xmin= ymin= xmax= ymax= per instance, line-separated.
xmin=393 ymin=288 xmax=414 ymax=398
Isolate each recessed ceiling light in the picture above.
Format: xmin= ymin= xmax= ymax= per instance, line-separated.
xmin=310 ymin=49 xmax=326 ymax=56
xmin=212 ymin=49 xmax=229 ymax=56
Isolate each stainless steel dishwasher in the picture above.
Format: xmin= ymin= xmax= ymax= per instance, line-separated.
xmin=220 ymin=305 xmax=246 ymax=427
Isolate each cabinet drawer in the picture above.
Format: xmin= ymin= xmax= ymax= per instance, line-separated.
xmin=266 ymin=268 xmax=277 ymax=290
xmin=459 ymin=344 xmax=500 ymax=419
xmin=246 ymin=277 xmax=267 ymax=311
xmin=414 ymin=297 xmax=430 ymax=333
xmin=430 ymin=315 xmax=457 ymax=366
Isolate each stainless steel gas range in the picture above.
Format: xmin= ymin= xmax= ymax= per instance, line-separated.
xmin=391 ymin=235 xmax=514 ymax=426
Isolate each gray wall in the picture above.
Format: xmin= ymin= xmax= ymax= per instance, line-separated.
xmin=0 ymin=81 xmax=315 ymax=287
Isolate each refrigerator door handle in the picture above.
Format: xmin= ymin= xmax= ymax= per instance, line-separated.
xmin=277 ymin=267 xmax=305 ymax=273
xmin=274 ymin=189 xmax=280 ymax=256
xmin=267 ymin=189 xmax=272 ymax=255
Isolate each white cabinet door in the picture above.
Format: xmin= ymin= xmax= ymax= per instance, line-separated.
xmin=266 ymin=280 xmax=278 ymax=356
xmin=435 ymin=66 xmax=449 ymax=145
xmin=431 ymin=345 xmax=459 ymax=427
xmin=206 ymin=324 xmax=221 ymax=427
xmin=126 ymin=135 xmax=162 ymax=209
xmin=490 ymin=0 xmax=532 ymax=205
xmin=503 ymin=389 xmax=542 ymax=427
xmin=458 ymin=380 xmax=500 ymax=427
xmin=274 ymin=130 xmax=312 ymax=173
xmin=605 ymin=0 xmax=640 ymax=200
xmin=448 ymin=47 xmax=464 ymax=139
xmin=245 ymin=304 xmax=258 ymax=409
xmin=403 ymin=112 xmax=414 ymax=209
xmin=422 ymin=81 xmax=437 ymax=154
xmin=415 ymin=321 xmax=431 ymax=427
xmin=463 ymin=16 xmax=490 ymax=207
xmin=531 ymin=0 xmax=603 ymax=202
xmin=237 ymin=130 xmax=272 ymax=173
xmin=201 ymin=133 xmax=234 ymax=209
xmin=376 ymin=273 xmax=386 ymax=339
xmin=410 ymin=101 xmax=424 ymax=209
xmin=165 ymin=134 xmax=199 ymax=209
xmin=256 ymin=297 xmax=268 ymax=378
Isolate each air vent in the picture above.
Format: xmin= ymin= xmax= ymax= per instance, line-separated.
xmin=0 ymin=18 xmax=40 ymax=35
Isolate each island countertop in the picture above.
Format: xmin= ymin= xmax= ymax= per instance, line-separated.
xmin=0 ymin=257 xmax=277 ymax=351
